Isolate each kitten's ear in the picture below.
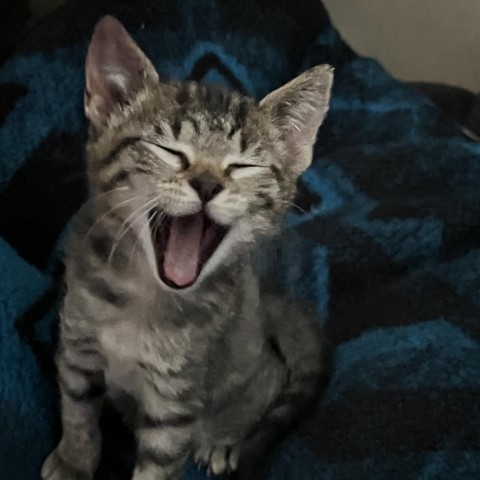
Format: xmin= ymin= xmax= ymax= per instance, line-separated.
xmin=260 ymin=65 xmax=334 ymax=174
xmin=85 ymin=15 xmax=158 ymax=128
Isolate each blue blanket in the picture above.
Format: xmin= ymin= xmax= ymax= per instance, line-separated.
xmin=1 ymin=1 xmax=479 ymax=478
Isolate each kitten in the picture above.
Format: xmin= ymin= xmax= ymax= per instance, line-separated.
xmin=41 ymin=15 xmax=333 ymax=480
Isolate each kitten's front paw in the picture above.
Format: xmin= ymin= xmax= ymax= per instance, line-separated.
xmin=41 ymin=449 xmax=93 ymax=480
xmin=194 ymin=443 xmax=241 ymax=476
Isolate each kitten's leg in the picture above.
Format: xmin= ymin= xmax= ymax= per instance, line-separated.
xmin=194 ymin=297 xmax=330 ymax=478
xmin=193 ymin=357 xmax=288 ymax=476
xmin=132 ymin=395 xmax=195 ymax=480
xmin=132 ymin=436 xmax=189 ymax=480
xmin=42 ymin=344 xmax=105 ymax=480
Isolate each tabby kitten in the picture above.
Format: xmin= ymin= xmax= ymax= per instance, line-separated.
xmin=41 ymin=15 xmax=333 ymax=480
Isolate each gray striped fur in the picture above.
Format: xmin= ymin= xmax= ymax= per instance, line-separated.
xmin=42 ymin=16 xmax=333 ymax=480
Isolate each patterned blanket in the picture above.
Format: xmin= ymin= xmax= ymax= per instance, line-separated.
xmin=1 ymin=1 xmax=479 ymax=478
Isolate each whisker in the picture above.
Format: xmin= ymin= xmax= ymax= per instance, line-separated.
xmin=111 ymin=194 xmax=158 ymax=245
xmin=107 ymin=194 xmax=162 ymax=264
xmin=130 ymin=210 xmax=158 ymax=266
xmin=129 ymin=210 xmax=165 ymax=268
xmin=82 ymin=194 xmax=147 ymax=245
xmin=286 ymin=201 xmax=307 ymax=215
xmin=129 ymin=219 xmax=151 ymax=267
xmin=90 ymin=186 xmax=130 ymax=202
xmin=151 ymin=210 xmax=166 ymax=233
xmin=151 ymin=211 xmax=166 ymax=260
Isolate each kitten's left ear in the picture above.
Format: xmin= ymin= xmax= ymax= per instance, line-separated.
xmin=85 ymin=15 xmax=159 ymax=128
xmin=260 ymin=65 xmax=334 ymax=174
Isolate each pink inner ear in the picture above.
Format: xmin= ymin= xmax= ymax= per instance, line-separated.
xmin=84 ymin=15 xmax=157 ymax=126
xmin=85 ymin=52 xmax=119 ymax=123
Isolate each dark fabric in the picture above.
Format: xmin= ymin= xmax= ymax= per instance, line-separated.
xmin=409 ymin=82 xmax=476 ymax=126
xmin=0 ymin=1 xmax=479 ymax=479
xmin=465 ymin=93 xmax=480 ymax=141
xmin=410 ymin=81 xmax=480 ymax=141
xmin=0 ymin=0 xmax=30 ymax=64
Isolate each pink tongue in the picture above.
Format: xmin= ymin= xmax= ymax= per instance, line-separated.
xmin=163 ymin=214 xmax=203 ymax=287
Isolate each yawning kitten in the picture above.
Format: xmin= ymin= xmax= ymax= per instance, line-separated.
xmin=41 ymin=15 xmax=333 ymax=480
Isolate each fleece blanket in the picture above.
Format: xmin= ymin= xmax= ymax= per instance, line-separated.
xmin=0 ymin=0 xmax=479 ymax=478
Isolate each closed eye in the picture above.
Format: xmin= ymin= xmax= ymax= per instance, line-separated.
xmin=142 ymin=142 xmax=190 ymax=170
xmin=225 ymin=163 xmax=267 ymax=176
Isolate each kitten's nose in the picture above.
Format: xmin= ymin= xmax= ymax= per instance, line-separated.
xmin=189 ymin=176 xmax=223 ymax=202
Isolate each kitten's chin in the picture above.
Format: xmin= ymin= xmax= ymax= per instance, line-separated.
xmin=149 ymin=210 xmax=229 ymax=290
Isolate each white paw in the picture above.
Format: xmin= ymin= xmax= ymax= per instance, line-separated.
xmin=194 ymin=443 xmax=241 ymax=476
xmin=41 ymin=449 xmax=93 ymax=480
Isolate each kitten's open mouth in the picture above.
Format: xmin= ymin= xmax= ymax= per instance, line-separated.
xmin=149 ymin=210 xmax=228 ymax=289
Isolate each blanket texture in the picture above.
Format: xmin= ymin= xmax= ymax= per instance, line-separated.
xmin=0 ymin=1 xmax=479 ymax=479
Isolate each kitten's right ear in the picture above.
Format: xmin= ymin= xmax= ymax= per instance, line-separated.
xmin=85 ymin=15 xmax=158 ymax=128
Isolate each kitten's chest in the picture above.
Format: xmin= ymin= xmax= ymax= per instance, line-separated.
xmin=99 ymin=316 xmax=196 ymax=394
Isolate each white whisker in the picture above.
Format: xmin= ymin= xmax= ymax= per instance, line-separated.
xmin=129 ymin=217 xmax=151 ymax=267
xmin=111 ymin=193 xmax=158 ymax=244
xmin=129 ymin=210 xmax=165 ymax=268
xmin=82 ymin=194 xmax=146 ymax=245
xmin=107 ymin=194 xmax=162 ymax=264
xmin=286 ymin=201 xmax=307 ymax=215
xmin=90 ymin=186 xmax=129 ymax=202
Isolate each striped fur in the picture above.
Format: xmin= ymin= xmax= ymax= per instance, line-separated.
xmin=42 ymin=16 xmax=333 ymax=480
